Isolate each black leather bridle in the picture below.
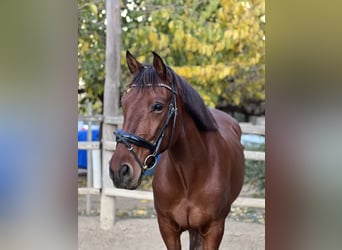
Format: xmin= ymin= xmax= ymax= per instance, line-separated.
xmin=113 ymin=83 xmax=177 ymax=173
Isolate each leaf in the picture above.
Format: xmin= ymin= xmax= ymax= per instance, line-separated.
xmin=87 ymin=3 xmax=98 ymax=16
xmin=148 ymin=31 xmax=158 ymax=44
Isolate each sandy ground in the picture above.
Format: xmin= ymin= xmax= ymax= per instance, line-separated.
xmin=78 ymin=196 xmax=265 ymax=250
xmin=78 ymin=216 xmax=264 ymax=250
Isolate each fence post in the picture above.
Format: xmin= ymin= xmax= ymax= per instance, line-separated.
xmin=100 ymin=0 xmax=121 ymax=230
xmin=92 ymin=149 xmax=101 ymax=189
xmin=86 ymin=102 xmax=93 ymax=215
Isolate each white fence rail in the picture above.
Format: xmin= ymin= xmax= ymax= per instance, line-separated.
xmin=77 ymin=118 xmax=265 ymax=160
xmin=78 ymin=115 xmax=265 ymax=228
xmin=79 ymin=187 xmax=265 ymax=209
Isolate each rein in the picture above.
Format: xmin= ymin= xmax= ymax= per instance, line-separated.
xmin=113 ymin=83 xmax=177 ymax=173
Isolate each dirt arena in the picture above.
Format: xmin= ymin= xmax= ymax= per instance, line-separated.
xmin=78 ymin=216 xmax=264 ymax=250
xmin=78 ymin=196 xmax=265 ymax=250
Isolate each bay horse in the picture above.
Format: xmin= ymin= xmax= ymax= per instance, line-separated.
xmin=109 ymin=51 xmax=245 ymax=250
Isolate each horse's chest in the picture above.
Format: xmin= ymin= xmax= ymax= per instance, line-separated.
xmin=165 ymin=198 xmax=214 ymax=229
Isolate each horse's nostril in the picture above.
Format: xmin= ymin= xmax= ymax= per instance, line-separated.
xmin=119 ymin=163 xmax=131 ymax=179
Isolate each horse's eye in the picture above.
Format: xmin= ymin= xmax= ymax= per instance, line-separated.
xmin=152 ymin=102 xmax=164 ymax=112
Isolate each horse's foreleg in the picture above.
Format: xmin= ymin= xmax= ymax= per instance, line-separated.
xmin=157 ymin=215 xmax=181 ymax=250
xmin=201 ymin=220 xmax=225 ymax=250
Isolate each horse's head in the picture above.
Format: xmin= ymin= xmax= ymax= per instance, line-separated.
xmin=109 ymin=51 xmax=178 ymax=189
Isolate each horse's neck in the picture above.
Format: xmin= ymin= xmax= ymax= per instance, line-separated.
xmin=167 ymin=113 xmax=209 ymax=188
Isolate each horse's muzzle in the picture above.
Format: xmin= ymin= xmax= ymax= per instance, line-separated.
xmin=109 ymin=163 xmax=140 ymax=190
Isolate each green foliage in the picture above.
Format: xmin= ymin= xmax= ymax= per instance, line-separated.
xmin=121 ymin=0 xmax=265 ymax=107
xmin=243 ymin=143 xmax=265 ymax=197
xmin=78 ymin=0 xmax=265 ymax=111
xmin=78 ymin=0 xmax=106 ymax=113
xmin=244 ymin=160 xmax=265 ymax=197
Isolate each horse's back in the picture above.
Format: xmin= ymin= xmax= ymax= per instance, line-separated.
xmin=210 ymin=108 xmax=242 ymax=141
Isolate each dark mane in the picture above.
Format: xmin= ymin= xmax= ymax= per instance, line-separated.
xmin=170 ymin=68 xmax=218 ymax=131
xmin=129 ymin=65 xmax=218 ymax=131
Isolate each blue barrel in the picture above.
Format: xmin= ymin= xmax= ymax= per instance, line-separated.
xmin=78 ymin=128 xmax=99 ymax=169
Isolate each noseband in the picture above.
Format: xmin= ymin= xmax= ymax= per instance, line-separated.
xmin=114 ymin=83 xmax=177 ymax=173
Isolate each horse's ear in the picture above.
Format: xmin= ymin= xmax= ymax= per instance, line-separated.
xmin=126 ymin=50 xmax=144 ymax=74
xmin=152 ymin=51 xmax=167 ymax=81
